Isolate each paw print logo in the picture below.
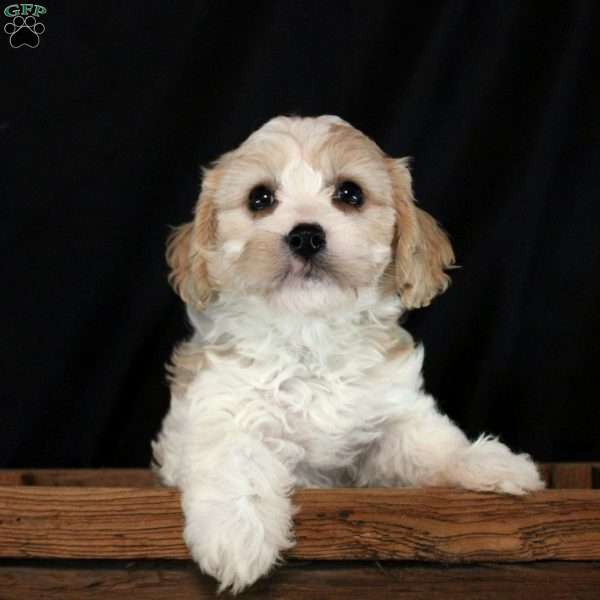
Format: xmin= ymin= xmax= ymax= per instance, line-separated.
xmin=4 ymin=15 xmax=45 ymax=48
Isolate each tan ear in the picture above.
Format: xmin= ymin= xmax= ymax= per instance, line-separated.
xmin=166 ymin=221 xmax=195 ymax=299
xmin=388 ymin=158 xmax=455 ymax=309
xmin=166 ymin=170 xmax=218 ymax=309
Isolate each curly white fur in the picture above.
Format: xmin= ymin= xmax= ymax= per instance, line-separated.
xmin=153 ymin=116 xmax=544 ymax=593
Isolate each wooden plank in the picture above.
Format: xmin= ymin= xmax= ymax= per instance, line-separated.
xmin=295 ymin=487 xmax=600 ymax=561
xmin=538 ymin=464 xmax=552 ymax=487
xmin=552 ymin=464 xmax=593 ymax=489
xmin=1 ymin=486 xmax=600 ymax=562
xmin=2 ymin=465 xmax=599 ymax=489
xmin=0 ymin=470 xmax=158 ymax=488
xmin=593 ymin=467 xmax=600 ymax=490
xmin=0 ymin=561 xmax=599 ymax=600
xmin=0 ymin=487 xmax=185 ymax=560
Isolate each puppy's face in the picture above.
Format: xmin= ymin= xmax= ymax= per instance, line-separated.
xmin=168 ymin=116 xmax=454 ymax=314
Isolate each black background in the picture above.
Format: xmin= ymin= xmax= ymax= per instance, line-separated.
xmin=2 ymin=1 xmax=599 ymax=468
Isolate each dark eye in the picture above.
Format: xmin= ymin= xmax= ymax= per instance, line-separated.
xmin=334 ymin=180 xmax=364 ymax=208
xmin=248 ymin=185 xmax=276 ymax=212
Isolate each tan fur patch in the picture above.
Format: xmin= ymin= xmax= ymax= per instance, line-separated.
xmin=166 ymin=340 xmax=207 ymax=397
xmin=166 ymin=222 xmax=194 ymax=300
xmin=387 ymin=158 xmax=455 ymax=308
xmin=226 ymin=232 xmax=287 ymax=292
xmin=316 ymin=124 xmax=391 ymax=209
xmin=166 ymin=167 xmax=221 ymax=308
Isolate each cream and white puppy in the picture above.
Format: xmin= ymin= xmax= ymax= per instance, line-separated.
xmin=153 ymin=115 xmax=544 ymax=593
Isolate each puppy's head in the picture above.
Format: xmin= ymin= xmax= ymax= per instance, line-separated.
xmin=167 ymin=116 xmax=454 ymax=315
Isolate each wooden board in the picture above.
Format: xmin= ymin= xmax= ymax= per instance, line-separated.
xmin=1 ymin=561 xmax=599 ymax=600
xmin=1 ymin=464 xmax=599 ymax=489
xmin=1 ymin=486 xmax=600 ymax=562
xmin=0 ymin=469 xmax=157 ymax=488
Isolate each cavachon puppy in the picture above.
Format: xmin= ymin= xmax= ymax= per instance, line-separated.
xmin=153 ymin=115 xmax=544 ymax=593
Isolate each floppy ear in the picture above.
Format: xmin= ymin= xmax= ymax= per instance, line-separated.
xmin=388 ymin=158 xmax=455 ymax=309
xmin=166 ymin=221 xmax=194 ymax=299
xmin=166 ymin=169 xmax=218 ymax=309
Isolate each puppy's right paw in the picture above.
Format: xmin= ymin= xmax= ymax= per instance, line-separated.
xmin=183 ymin=497 xmax=295 ymax=594
xmin=446 ymin=435 xmax=545 ymax=495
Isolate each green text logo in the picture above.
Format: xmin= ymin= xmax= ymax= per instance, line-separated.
xmin=4 ymin=4 xmax=46 ymax=17
xmin=4 ymin=3 xmax=46 ymax=47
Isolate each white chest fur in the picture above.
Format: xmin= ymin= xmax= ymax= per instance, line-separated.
xmin=157 ymin=293 xmax=430 ymax=487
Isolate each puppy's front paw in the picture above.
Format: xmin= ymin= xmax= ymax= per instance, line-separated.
xmin=447 ymin=436 xmax=545 ymax=495
xmin=183 ymin=497 xmax=294 ymax=594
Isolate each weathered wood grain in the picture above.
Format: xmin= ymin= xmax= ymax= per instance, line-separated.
xmin=2 ymin=464 xmax=599 ymax=489
xmin=1 ymin=486 xmax=599 ymax=562
xmin=1 ymin=561 xmax=599 ymax=600
xmin=294 ymin=487 xmax=600 ymax=561
xmin=0 ymin=470 xmax=158 ymax=488
xmin=551 ymin=464 xmax=596 ymax=489
xmin=0 ymin=487 xmax=185 ymax=559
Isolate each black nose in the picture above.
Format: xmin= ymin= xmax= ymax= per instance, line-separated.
xmin=286 ymin=223 xmax=326 ymax=259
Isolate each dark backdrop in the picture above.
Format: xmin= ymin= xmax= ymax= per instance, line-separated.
xmin=3 ymin=1 xmax=599 ymax=468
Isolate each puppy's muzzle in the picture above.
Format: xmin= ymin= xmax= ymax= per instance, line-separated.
xmin=286 ymin=223 xmax=326 ymax=259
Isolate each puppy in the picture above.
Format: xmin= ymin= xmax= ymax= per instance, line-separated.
xmin=153 ymin=115 xmax=544 ymax=593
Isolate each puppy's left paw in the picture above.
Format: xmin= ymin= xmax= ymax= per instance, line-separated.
xmin=447 ymin=436 xmax=545 ymax=495
xmin=183 ymin=494 xmax=295 ymax=594
xmin=186 ymin=525 xmax=285 ymax=594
